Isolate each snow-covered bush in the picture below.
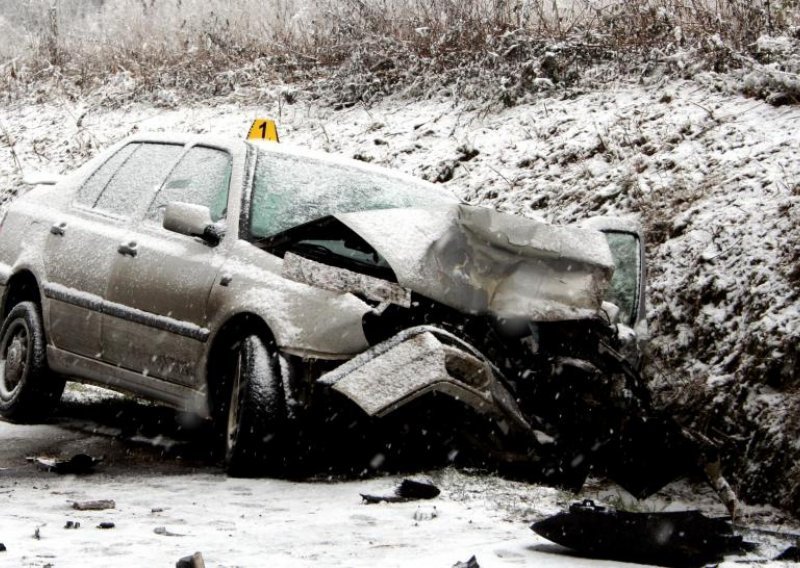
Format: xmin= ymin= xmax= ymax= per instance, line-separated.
xmin=1 ymin=0 xmax=799 ymax=104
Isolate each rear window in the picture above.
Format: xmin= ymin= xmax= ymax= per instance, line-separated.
xmin=75 ymin=144 xmax=137 ymax=208
xmin=94 ymin=143 xmax=184 ymax=217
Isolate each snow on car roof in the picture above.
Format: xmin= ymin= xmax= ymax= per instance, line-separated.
xmin=123 ymin=132 xmax=458 ymax=201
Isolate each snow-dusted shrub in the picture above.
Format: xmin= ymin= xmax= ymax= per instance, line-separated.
xmin=1 ymin=0 xmax=799 ymax=104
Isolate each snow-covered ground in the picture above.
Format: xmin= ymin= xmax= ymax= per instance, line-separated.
xmin=0 ymin=386 xmax=795 ymax=567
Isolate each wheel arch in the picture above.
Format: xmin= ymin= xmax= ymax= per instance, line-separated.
xmin=2 ymin=269 xmax=43 ymax=320
xmin=205 ymin=312 xmax=278 ymax=401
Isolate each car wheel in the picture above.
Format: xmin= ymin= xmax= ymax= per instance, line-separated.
xmin=0 ymin=301 xmax=65 ymax=422
xmin=223 ymin=334 xmax=289 ymax=477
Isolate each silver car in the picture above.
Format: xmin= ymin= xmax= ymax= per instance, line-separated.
xmin=0 ymin=134 xmax=662 ymax=486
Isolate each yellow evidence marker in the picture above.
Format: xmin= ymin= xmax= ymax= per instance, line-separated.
xmin=247 ymin=118 xmax=280 ymax=142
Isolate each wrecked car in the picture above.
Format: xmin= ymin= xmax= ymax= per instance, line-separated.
xmin=0 ymin=133 xmax=730 ymax=502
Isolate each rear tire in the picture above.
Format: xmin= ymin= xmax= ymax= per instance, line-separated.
xmin=222 ymin=334 xmax=290 ymax=477
xmin=0 ymin=301 xmax=65 ymax=422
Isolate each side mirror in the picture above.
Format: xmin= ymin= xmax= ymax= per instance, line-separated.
xmin=163 ymin=202 xmax=222 ymax=245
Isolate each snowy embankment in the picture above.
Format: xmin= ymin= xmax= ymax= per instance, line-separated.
xmin=1 ymin=71 xmax=798 ymax=514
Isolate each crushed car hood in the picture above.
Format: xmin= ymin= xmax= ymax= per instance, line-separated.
xmin=335 ymin=204 xmax=615 ymax=321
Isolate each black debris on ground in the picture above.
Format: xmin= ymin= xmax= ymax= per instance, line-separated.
xmin=775 ymin=546 xmax=800 ymax=561
xmin=361 ymin=479 xmax=440 ymax=504
xmin=63 ymin=521 xmax=80 ymax=529
xmin=532 ymin=500 xmax=756 ymax=568
xmin=0 ymin=543 xmax=6 ymax=552
xmin=72 ymin=499 xmax=115 ymax=511
xmin=176 ymin=552 xmax=205 ymax=568
xmin=30 ymin=454 xmax=103 ymax=474
xmin=453 ymin=555 xmax=480 ymax=568
xmin=97 ymin=522 xmax=115 ymax=530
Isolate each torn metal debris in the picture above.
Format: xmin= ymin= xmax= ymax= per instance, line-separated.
xmin=72 ymin=499 xmax=115 ymax=511
xmin=361 ymin=479 xmax=441 ymax=504
xmin=531 ymin=500 xmax=756 ymax=568
xmin=30 ymin=454 xmax=103 ymax=475
xmin=176 ymin=552 xmax=206 ymax=568
xmin=452 ymin=555 xmax=480 ymax=568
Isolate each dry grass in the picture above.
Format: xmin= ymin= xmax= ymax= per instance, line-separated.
xmin=0 ymin=0 xmax=798 ymax=102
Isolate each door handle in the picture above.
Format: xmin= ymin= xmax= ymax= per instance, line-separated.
xmin=117 ymin=241 xmax=138 ymax=257
xmin=50 ymin=222 xmax=67 ymax=236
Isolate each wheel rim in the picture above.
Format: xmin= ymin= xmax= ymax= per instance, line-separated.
xmin=0 ymin=320 xmax=30 ymax=400
xmin=226 ymin=348 xmax=243 ymax=455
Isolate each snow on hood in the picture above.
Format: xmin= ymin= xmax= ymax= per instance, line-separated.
xmin=335 ymin=204 xmax=615 ymax=321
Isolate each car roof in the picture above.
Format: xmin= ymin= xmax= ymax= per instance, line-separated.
xmin=122 ymin=133 xmax=458 ymax=201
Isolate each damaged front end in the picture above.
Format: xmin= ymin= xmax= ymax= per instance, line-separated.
xmin=267 ymin=204 xmax=733 ymax=509
xmin=318 ymin=316 xmax=732 ymax=511
xmin=318 ymin=326 xmax=530 ymax=433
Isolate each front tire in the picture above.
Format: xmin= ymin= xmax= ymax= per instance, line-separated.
xmin=0 ymin=301 xmax=65 ymax=422
xmin=223 ymin=334 xmax=290 ymax=477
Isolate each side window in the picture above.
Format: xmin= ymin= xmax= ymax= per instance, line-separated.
xmin=94 ymin=143 xmax=184 ymax=217
xmin=75 ymin=144 xmax=137 ymax=208
xmin=603 ymin=231 xmax=641 ymax=325
xmin=146 ymin=146 xmax=232 ymax=224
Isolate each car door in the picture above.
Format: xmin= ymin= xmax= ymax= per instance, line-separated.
xmin=41 ymin=142 xmax=140 ymax=359
xmin=102 ymin=145 xmax=234 ymax=386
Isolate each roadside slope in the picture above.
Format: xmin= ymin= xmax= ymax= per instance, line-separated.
xmin=1 ymin=77 xmax=798 ymax=511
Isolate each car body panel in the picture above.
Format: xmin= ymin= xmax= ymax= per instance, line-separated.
xmin=318 ymin=326 xmax=532 ymax=434
xmin=206 ymin=239 xmax=372 ymax=359
xmin=43 ymin=204 xmax=131 ymax=359
xmin=335 ymin=205 xmax=615 ymax=321
xmin=102 ymin=142 xmax=247 ymax=385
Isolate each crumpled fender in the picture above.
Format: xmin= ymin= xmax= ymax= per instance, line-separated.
xmin=336 ymin=204 xmax=615 ymax=321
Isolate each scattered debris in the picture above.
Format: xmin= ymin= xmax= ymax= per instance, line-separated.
xmin=151 ymin=507 xmax=165 ymax=513
xmin=64 ymin=521 xmax=80 ymax=529
xmin=33 ymin=526 xmax=41 ymax=540
xmin=452 ymin=556 xmax=479 ymax=568
xmin=0 ymin=543 xmax=5 ymax=552
xmin=176 ymin=552 xmax=205 ymax=568
xmin=412 ymin=506 xmax=439 ymax=521
xmin=531 ymin=500 xmax=756 ymax=568
xmin=29 ymin=454 xmax=103 ymax=474
xmin=97 ymin=522 xmax=115 ymax=529
xmin=72 ymin=499 xmax=115 ymax=511
xmin=155 ymin=526 xmax=185 ymax=537
xmin=775 ymin=546 xmax=800 ymax=561
xmin=361 ymin=479 xmax=441 ymax=504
